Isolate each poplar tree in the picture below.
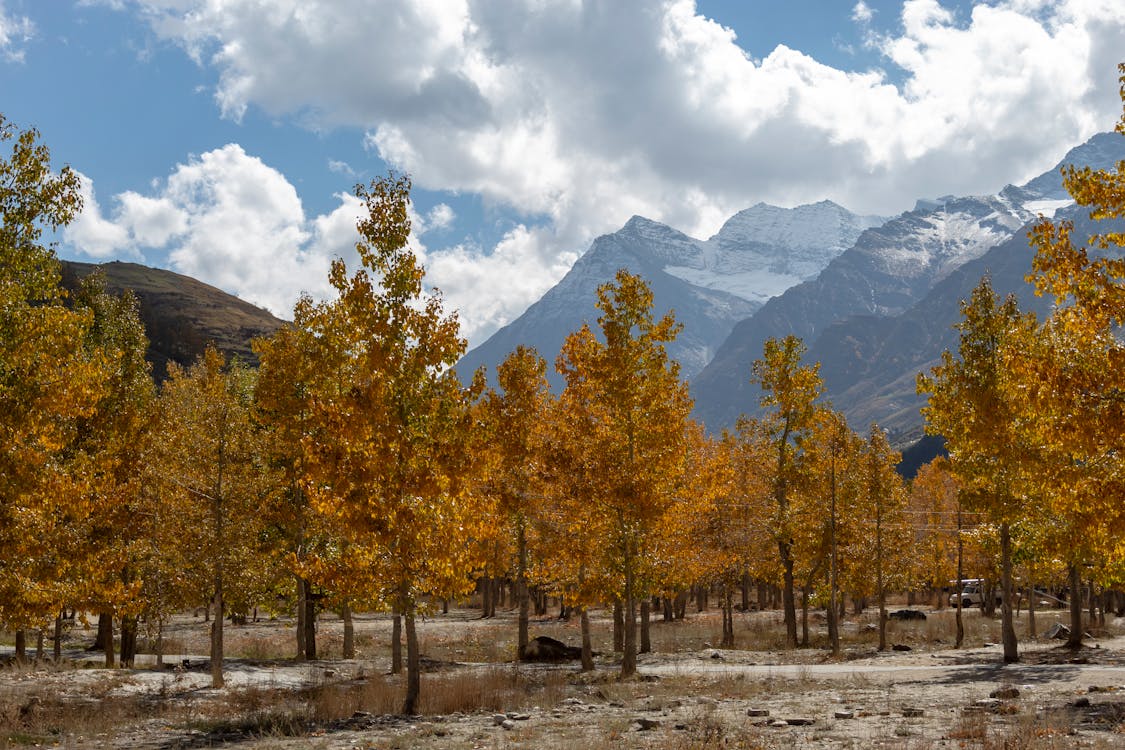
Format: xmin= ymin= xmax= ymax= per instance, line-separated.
xmin=300 ymin=175 xmax=483 ymax=714
xmin=751 ymin=335 xmax=822 ymax=648
xmin=556 ymin=269 xmax=692 ymax=678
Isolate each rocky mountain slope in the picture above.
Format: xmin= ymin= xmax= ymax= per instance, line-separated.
xmin=458 ymin=201 xmax=883 ymax=390
xmin=691 ymin=131 xmax=1125 ymax=435
xmin=61 ymin=260 xmax=284 ymax=380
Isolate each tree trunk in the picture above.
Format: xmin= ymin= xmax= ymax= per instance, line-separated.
xmin=517 ymin=523 xmax=529 ymax=659
xmin=120 ymin=615 xmax=138 ymax=667
xmin=639 ymin=600 xmax=651 ymax=654
xmin=663 ymin=596 xmax=673 ymax=622
xmin=155 ymin=617 xmax=165 ymax=668
xmin=721 ymin=588 xmax=734 ymax=648
xmin=303 ymin=587 xmax=317 ymax=660
xmin=741 ymin=572 xmax=751 ymax=612
xmin=621 ymin=568 xmax=637 ymax=678
xmin=612 ymin=600 xmax=624 ymax=652
xmin=800 ymin=587 xmax=810 ymax=648
xmin=211 ymin=583 xmax=225 ymax=688
xmin=1088 ymin=579 xmax=1098 ymax=627
xmin=580 ymin=608 xmax=594 ymax=672
xmin=14 ymin=630 xmax=25 ymax=662
xmin=779 ymin=540 xmax=798 ymax=648
xmin=342 ymin=603 xmax=354 ymax=659
xmin=391 ymin=611 xmax=403 ymax=674
xmin=100 ymin=614 xmax=116 ymax=668
xmin=1067 ymin=562 xmax=1084 ymax=648
xmin=955 ymin=507 xmax=965 ymax=649
xmin=402 ymin=609 xmax=421 ymax=715
xmin=53 ymin=613 xmax=63 ymax=662
xmin=999 ymin=523 xmax=1018 ymax=663
xmin=296 ymin=575 xmax=307 ymax=660
xmin=1028 ymin=581 xmax=1037 ymax=639
xmin=481 ymin=575 xmax=492 ymax=619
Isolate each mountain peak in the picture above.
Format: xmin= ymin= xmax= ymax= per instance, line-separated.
xmin=1021 ymin=130 xmax=1124 ymax=199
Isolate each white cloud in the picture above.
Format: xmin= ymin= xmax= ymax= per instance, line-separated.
xmin=0 ymin=2 xmax=34 ymax=62
xmin=100 ymin=0 xmax=1125 ymax=341
xmin=327 ymin=159 xmax=356 ymax=177
xmin=424 ymin=203 xmax=455 ymax=233
xmin=65 ymin=146 xmax=555 ymax=344
xmin=852 ymin=1 xmax=874 ymax=23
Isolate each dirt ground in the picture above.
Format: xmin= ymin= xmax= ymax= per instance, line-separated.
xmin=3 ymin=604 xmax=1125 ymax=748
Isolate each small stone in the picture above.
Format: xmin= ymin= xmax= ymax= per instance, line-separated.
xmin=770 ymin=719 xmax=789 ymax=728
xmin=991 ymin=687 xmax=1020 ymax=700
xmin=1074 ymin=697 xmax=1091 ymax=708
xmin=834 ymin=710 xmax=854 ymax=719
xmin=697 ymin=697 xmax=718 ymax=706
xmin=500 ymin=719 xmax=516 ymax=731
xmin=512 ymin=713 xmax=531 ymax=721
xmin=492 ymin=714 xmax=507 ymax=726
xmin=785 ymin=717 xmax=815 ymax=726
xmin=892 ymin=644 xmax=912 ymax=652
xmin=710 ymin=651 xmax=725 ymax=660
xmin=746 ymin=708 xmax=770 ymax=717
xmin=666 ymin=699 xmax=682 ymax=709
xmin=902 ymin=707 xmax=924 ymax=718
xmin=635 ymin=718 xmax=661 ymax=731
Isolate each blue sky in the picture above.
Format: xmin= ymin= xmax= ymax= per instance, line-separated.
xmin=2 ymin=1 xmax=1123 ymax=345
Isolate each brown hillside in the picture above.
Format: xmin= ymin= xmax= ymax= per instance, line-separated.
xmin=61 ymin=260 xmax=285 ymax=380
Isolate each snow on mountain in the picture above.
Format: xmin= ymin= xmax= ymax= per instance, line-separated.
xmin=663 ymin=200 xmax=885 ymax=304
xmin=458 ymin=201 xmax=884 ymax=388
xmin=691 ymin=130 xmax=1125 ymax=434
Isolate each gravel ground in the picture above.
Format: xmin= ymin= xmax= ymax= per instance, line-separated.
xmin=3 ymin=607 xmax=1125 ymax=748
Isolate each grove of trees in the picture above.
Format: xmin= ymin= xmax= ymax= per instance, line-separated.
xmin=4 ymin=64 xmax=1125 ymax=709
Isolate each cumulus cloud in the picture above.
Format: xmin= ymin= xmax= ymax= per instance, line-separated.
xmin=66 ymin=146 xmax=556 ymax=344
xmin=852 ymin=2 xmax=875 ymax=23
xmin=0 ymin=2 xmax=34 ymax=62
xmin=97 ymin=0 xmax=1125 ymax=340
xmin=67 ymin=146 xmax=344 ymax=317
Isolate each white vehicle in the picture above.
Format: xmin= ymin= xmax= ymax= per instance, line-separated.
xmin=949 ymin=581 xmax=1003 ymax=608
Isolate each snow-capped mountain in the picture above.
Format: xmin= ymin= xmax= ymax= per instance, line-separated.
xmin=457 ymin=201 xmax=884 ymax=390
xmin=665 ymin=200 xmax=884 ymax=304
xmin=691 ymin=130 xmax=1125 ymax=434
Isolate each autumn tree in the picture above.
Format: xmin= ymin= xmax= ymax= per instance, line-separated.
xmin=254 ymin=312 xmax=335 ymax=659
xmin=0 ymin=115 xmax=108 ymax=650
xmin=478 ymin=346 xmax=552 ymax=658
xmin=299 ymin=175 xmax=484 ymax=714
xmin=67 ymin=273 xmax=155 ymax=666
xmin=1021 ymin=66 xmax=1125 ymax=646
xmin=798 ymin=408 xmax=863 ymax=654
xmin=153 ymin=347 xmax=273 ymax=687
xmin=857 ymin=424 xmax=911 ymax=651
xmin=918 ymin=276 xmax=1037 ymax=663
xmin=751 ymin=335 xmax=823 ymax=648
xmin=555 ymin=269 xmax=692 ymax=678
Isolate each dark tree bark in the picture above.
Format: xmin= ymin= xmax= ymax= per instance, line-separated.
xmin=580 ymin=609 xmax=594 ymax=672
xmin=120 ymin=615 xmax=138 ymax=667
xmin=639 ymin=600 xmax=651 ymax=654
xmin=999 ymin=523 xmax=1018 ymax=663
xmin=342 ymin=603 xmax=354 ymax=659
xmin=612 ymin=601 xmax=624 ymax=652
xmin=402 ymin=610 xmax=420 ymax=715
xmin=391 ymin=610 xmax=403 ymax=674
xmin=1067 ymin=562 xmax=1085 ymax=649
